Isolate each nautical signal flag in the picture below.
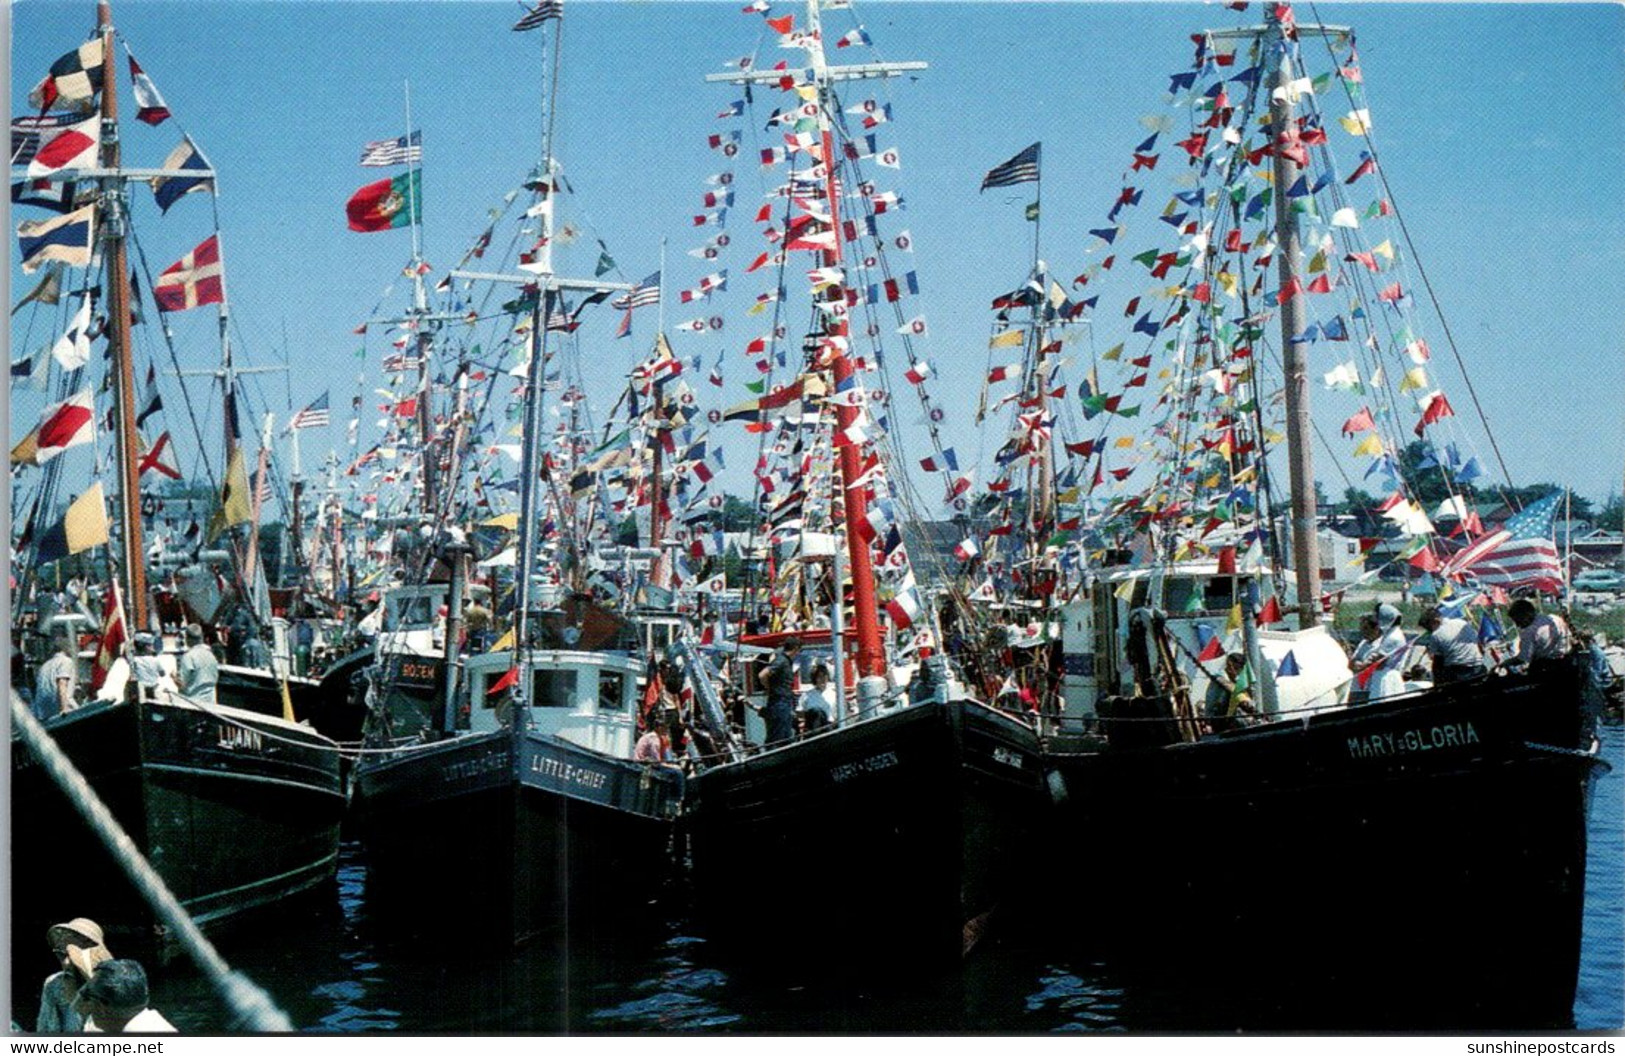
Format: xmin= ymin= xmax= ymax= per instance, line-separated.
xmin=347 ymin=170 xmax=421 ymax=232
xmin=17 ymin=203 xmax=95 ymax=273
xmin=50 ymin=295 xmax=94 ymax=370
xmin=34 ymin=483 xmax=110 ymax=565
xmin=154 ymin=235 xmax=225 ymax=312
xmin=29 ymin=40 xmax=105 ymax=113
xmin=127 ymin=52 xmax=172 ymax=126
xmin=26 ymin=115 xmax=99 ymax=178
xmin=34 ymin=390 xmax=95 ymax=464
xmin=150 ymin=138 xmax=213 ymax=213
xmin=981 ymin=142 xmax=1040 ymax=191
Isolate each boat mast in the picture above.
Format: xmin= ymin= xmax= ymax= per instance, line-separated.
xmin=707 ymin=1 xmax=926 ymax=680
xmin=97 ymin=0 xmax=148 ymax=630
xmin=402 ymin=81 xmax=437 ymax=519
xmin=477 ymin=10 xmax=631 ymax=713
xmin=1209 ymin=11 xmax=1346 ymax=628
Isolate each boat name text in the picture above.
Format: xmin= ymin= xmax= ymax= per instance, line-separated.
xmin=443 ymin=754 xmax=506 ymax=782
xmin=216 ymin=724 xmax=264 ymax=752
xmin=991 ymin=746 xmax=1025 ymax=770
xmin=1346 ymin=721 xmax=1479 ymax=760
xmin=831 ymin=751 xmax=900 ymax=783
xmin=529 ymin=755 xmax=609 ymax=790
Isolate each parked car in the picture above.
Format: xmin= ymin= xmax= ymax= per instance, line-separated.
xmin=1573 ymin=569 xmax=1625 ymax=593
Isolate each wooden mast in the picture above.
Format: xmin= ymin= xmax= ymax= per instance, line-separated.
xmin=98 ymin=0 xmax=149 ymax=630
xmin=1266 ymin=12 xmax=1321 ymax=627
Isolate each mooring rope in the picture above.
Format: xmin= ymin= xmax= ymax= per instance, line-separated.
xmin=10 ymin=691 xmax=296 ymax=1032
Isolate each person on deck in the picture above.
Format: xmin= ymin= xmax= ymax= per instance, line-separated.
xmin=1416 ymin=607 xmax=1484 ymax=685
xmin=36 ymin=919 xmax=111 ymax=1034
xmin=176 ymin=624 xmax=219 ymax=704
xmin=1203 ymin=653 xmax=1253 ymax=734
xmin=33 ymin=634 xmax=79 ymax=721
xmin=758 ymin=637 xmax=801 ymax=748
xmin=799 ymin=664 xmax=834 ymax=734
xmin=1368 ymin=603 xmax=1411 ymax=700
xmin=75 ymin=960 xmax=176 ymax=1034
xmin=1508 ymin=598 xmax=1572 ymax=673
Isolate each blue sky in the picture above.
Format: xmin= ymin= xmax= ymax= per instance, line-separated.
xmin=11 ymin=1 xmax=1624 ymax=523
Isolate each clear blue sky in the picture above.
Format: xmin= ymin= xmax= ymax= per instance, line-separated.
xmin=11 ymin=1 xmax=1624 ymax=522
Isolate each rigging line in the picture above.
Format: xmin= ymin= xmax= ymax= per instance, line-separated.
xmin=126 ymin=220 xmax=223 ymax=500
xmin=1307 ymin=3 xmax=1517 ymax=503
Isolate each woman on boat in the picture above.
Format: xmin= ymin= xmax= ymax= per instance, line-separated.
xmin=1368 ymin=603 xmax=1412 ymax=700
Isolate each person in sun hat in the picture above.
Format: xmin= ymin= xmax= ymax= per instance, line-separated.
xmin=1369 ymin=602 xmax=1412 ymax=700
xmin=37 ymin=918 xmax=112 ymax=1033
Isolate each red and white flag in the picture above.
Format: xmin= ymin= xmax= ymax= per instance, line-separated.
xmin=26 ymin=115 xmax=99 ymax=177
xmin=35 ymin=390 xmax=95 ymax=464
xmin=127 ymin=53 xmax=172 ymax=126
xmin=154 ymin=235 xmax=225 ymax=312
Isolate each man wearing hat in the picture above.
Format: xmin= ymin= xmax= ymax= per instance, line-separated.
xmin=176 ymin=624 xmax=219 ymax=704
xmin=76 ymin=959 xmax=175 ymax=1033
xmin=37 ymin=918 xmax=111 ymax=1033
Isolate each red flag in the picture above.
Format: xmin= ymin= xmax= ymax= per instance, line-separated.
xmin=1198 ymin=636 xmax=1225 ymax=663
xmin=1216 ymin=546 xmax=1237 ymax=575
xmin=154 ymin=235 xmax=224 ymax=312
xmin=1414 ymin=392 xmax=1456 ymax=436
xmin=91 ymin=583 xmax=126 ymax=691
xmin=1256 ymin=595 xmax=1282 ymax=625
xmin=765 ymin=13 xmax=794 ymax=33
xmin=489 ymin=666 xmax=518 ymax=695
xmin=1340 ymin=406 xmax=1375 ymax=437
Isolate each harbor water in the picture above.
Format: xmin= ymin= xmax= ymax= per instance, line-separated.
xmin=25 ymin=723 xmax=1623 ymax=1033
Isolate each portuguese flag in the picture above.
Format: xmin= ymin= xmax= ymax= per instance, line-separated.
xmin=346 ymin=170 xmax=421 ymax=232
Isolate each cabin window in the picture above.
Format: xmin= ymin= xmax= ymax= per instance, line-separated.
xmin=1162 ymin=578 xmax=1197 ymax=613
xmin=1202 ymin=577 xmax=1235 ymax=611
xmin=532 ymin=668 xmax=577 ymax=708
xmin=386 ymin=594 xmax=436 ymax=631
xmin=598 ymin=670 xmax=625 ymax=711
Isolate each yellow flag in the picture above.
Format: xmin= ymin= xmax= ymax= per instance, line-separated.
xmin=1225 ymin=603 xmax=1243 ymax=635
xmin=1338 ymin=109 xmax=1372 ymax=135
xmin=988 ymin=329 xmax=1024 ymax=349
xmin=11 ymin=427 xmax=40 ymax=467
xmin=483 ymin=512 xmax=520 ymax=530
xmin=492 ymin=627 xmax=515 ymax=652
xmin=1372 ymin=239 xmax=1395 ymax=261
xmin=1399 ymin=366 xmax=1428 ymax=393
xmin=1352 ymin=433 xmax=1384 ymax=457
xmin=57 ymin=482 xmax=111 ymax=557
xmin=1216 ymin=271 xmax=1238 ymax=297
xmin=206 ymin=447 xmax=253 ymax=542
xmin=1307 ymin=249 xmax=1327 ymax=274
xmin=1115 ymin=579 xmax=1136 ymax=601
xmin=1102 ymin=343 xmax=1124 ymax=362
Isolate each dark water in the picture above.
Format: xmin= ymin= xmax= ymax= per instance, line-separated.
xmin=61 ymin=725 xmax=1625 ymax=1032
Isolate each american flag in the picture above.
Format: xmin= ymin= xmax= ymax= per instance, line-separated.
xmin=288 ymin=392 xmax=331 ymax=431
xmin=611 ymin=271 xmax=661 ymax=310
xmin=1452 ymin=491 xmax=1564 ymax=592
xmin=980 ymin=142 xmax=1041 ymax=191
xmin=359 ymin=131 xmax=422 ymax=168
xmin=512 ymin=0 xmax=563 ymax=31
xmin=381 ymin=353 xmax=423 ymax=373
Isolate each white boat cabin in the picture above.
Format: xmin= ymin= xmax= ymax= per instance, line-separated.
xmin=373 ymin=584 xmax=449 ymax=658
xmin=464 ymin=649 xmax=644 ymax=759
xmin=1059 ymin=562 xmax=1352 ymax=725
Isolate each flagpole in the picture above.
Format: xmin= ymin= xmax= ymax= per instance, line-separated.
xmin=657 ymin=238 xmax=666 ymax=335
xmin=403 ymin=79 xmax=424 ymax=278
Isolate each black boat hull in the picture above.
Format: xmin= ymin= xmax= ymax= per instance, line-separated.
xmin=351 ymin=728 xmax=681 ymax=944
xmin=11 ymin=698 xmax=345 ymax=961
xmin=686 ymin=699 xmax=1046 ymax=974
xmin=1044 ymin=667 xmax=1603 ymax=1029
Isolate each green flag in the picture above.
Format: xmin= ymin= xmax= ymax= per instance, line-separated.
xmin=595 ymin=251 xmax=615 ymax=277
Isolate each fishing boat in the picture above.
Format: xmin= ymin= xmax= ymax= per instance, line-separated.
xmin=9 ymin=0 xmax=345 ymax=960
xmin=1032 ymin=6 xmax=1606 ymax=1028
xmin=677 ymin=0 xmax=1046 ymax=974
xmin=347 ymin=3 xmax=683 ymax=944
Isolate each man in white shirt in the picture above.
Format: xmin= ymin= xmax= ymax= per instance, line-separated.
xmin=33 ymin=635 xmax=78 ymax=721
xmin=75 ymin=960 xmax=176 ymax=1034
